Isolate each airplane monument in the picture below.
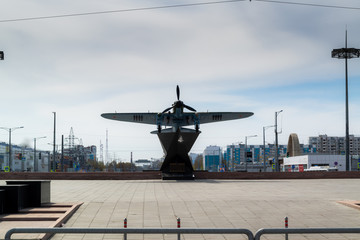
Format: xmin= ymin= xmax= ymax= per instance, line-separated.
xmin=101 ymin=86 xmax=253 ymax=179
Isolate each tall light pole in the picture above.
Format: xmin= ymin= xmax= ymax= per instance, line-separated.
xmin=34 ymin=136 xmax=46 ymax=172
xmin=332 ymin=31 xmax=360 ymax=171
xmin=53 ymin=112 xmax=56 ymax=172
xmin=275 ymin=110 xmax=283 ymax=172
xmin=245 ymin=135 xmax=257 ymax=172
xmin=0 ymin=126 xmax=24 ymax=171
xmin=263 ymin=125 xmax=274 ymax=172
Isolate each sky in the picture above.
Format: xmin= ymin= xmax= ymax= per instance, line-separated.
xmin=0 ymin=0 xmax=360 ymax=163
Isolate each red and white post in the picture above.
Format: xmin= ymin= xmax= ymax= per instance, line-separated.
xmin=285 ymin=216 xmax=289 ymax=240
xmin=124 ymin=218 xmax=127 ymax=240
xmin=177 ymin=217 xmax=181 ymax=240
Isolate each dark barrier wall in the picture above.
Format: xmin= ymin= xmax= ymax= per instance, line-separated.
xmin=0 ymin=171 xmax=360 ymax=180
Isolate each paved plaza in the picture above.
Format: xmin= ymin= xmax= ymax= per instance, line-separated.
xmin=3 ymin=179 xmax=360 ymax=240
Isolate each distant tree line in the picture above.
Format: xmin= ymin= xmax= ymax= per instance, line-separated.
xmin=86 ymin=159 xmax=164 ymax=172
xmin=86 ymin=159 xmax=136 ymax=172
xmin=193 ymin=154 xmax=203 ymax=170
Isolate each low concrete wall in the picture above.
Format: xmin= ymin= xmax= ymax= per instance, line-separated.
xmin=194 ymin=171 xmax=360 ymax=179
xmin=0 ymin=172 xmax=162 ymax=180
xmin=0 ymin=171 xmax=360 ymax=180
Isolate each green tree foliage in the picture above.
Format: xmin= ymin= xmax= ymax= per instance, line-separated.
xmin=193 ymin=154 xmax=203 ymax=170
xmin=87 ymin=159 xmax=105 ymax=172
xmin=106 ymin=161 xmax=136 ymax=172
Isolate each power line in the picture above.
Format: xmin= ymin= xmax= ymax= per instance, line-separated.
xmin=0 ymin=0 xmax=354 ymax=23
xmin=254 ymin=0 xmax=360 ymax=10
xmin=0 ymin=0 xmax=357 ymax=23
xmin=0 ymin=0 xmax=246 ymax=23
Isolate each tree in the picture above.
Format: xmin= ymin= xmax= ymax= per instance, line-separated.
xmin=150 ymin=159 xmax=163 ymax=170
xmin=193 ymin=154 xmax=203 ymax=170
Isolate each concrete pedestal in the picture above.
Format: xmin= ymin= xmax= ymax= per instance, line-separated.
xmin=156 ymin=128 xmax=200 ymax=180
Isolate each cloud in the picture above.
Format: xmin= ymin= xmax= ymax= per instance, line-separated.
xmin=0 ymin=0 xmax=360 ymax=161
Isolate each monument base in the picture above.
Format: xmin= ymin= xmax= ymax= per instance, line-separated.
xmin=153 ymin=128 xmax=200 ymax=180
xmin=162 ymin=172 xmax=195 ymax=180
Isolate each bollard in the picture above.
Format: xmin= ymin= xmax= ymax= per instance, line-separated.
xmin=124 ymin=218 xmax=127 ymax=240
xmin=285 ymin=216 xmax=288 ymax=240
xmin=177 ymin=217 xmax=181 ymax=228
xmin=177 ymin=217 xmax=181 ymax=240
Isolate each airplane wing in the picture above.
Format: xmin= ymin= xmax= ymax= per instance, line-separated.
xmin=101 ymin=111 xmax=254 ymax=127
xmin=101 ymin=113 xmax=158 ymax=125
xmin=198 ymin=112 xmax=253 ymax=124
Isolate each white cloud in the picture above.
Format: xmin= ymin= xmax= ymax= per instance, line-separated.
xmin=0 ymin=0 xmax=360 ymax=161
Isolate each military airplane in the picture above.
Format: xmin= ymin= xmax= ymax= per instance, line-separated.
xmin=101 ymin=85 xmax=254 ymax=132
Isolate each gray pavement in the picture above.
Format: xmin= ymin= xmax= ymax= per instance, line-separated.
xmin=8 ymin=179 xmax=360 ymax=240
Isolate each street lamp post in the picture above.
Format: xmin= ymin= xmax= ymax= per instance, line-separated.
xmin=245 ymin=135 xmax=257 ymax=172
xmin=48 ymin=143 xmax=59 ymax=172
xmin=332 ymin=31 xmax=360 ymax=171
xmin=0 ymin=126 xmax=24 ymax=171
xmin=34 ymin=136 xmax=46 ymax=172
xmin=263 ymin=125 xmax=275 ymax=172
xmin=275 ymin=110 xmax=283 ymax=172
xmin=53 ymin=112 xmax=56 ymax=172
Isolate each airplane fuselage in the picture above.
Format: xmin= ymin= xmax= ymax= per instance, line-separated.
xmin=156 ymin=101 xmax=200 ymax=132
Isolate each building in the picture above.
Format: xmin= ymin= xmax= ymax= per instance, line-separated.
xmin=0 ymin=142 xmax=49 ymax=172
xmin=62 ymin=145 xmax=97 ymax=172
xmin=0 ymin=141 xmax=98 ymax=172
xmin=284 ymin=155 xmax=346 ymax=172
xmin=134 ymin=159 xmax=151 ymax=170
xmin=224 ymin=144 xmax=288 ymax=170
xmin=203 ymin=146 xmax=222 ymax=172
xmin=224 ymin=144 xmax=242 ymax=171
xmin=309 ymin=134 xmax=360 ymax=155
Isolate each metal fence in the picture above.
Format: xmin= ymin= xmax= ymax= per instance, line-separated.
xmin=4 ymin=227 xmax=254 ymax=240
xmin=6 ymin=227 xmax=360 ymax=240
xmin=254 ymin=228 xmax=360 ymax=240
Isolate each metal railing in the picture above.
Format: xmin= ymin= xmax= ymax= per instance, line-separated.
xmin=4 ymin=227 xmax=254 ymax=240
xmin=6 ymin=227 xmax=360 ymax=240
xmin=254 ymin=228 xmax=360 ymax=240
xmin=5 ymin=217 xmax=360 ymax=240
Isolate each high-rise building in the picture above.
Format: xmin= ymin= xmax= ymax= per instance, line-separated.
xmin=309 ymin=135 xmax=360 ymax=155
xmin=224 ymin=144 xmax=242 ymax=171
xmin=223 ymin=144 xmax=288 ymax=171
xmin=203 ymin=146 xmax=222 ymax=172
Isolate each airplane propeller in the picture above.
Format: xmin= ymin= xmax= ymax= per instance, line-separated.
xmin=176 ymin=85 xmax=180 ymax=101
xmin=183 ymin=103 xmax=196 ymax=112
xmin=162 ymin=106 xmax=173 ymax=114
xmin=161 ymin=85 xmax=196 ymax=113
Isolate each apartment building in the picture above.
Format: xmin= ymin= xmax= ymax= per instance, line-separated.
xmin=309 ymin=134 xmax=360 ymax=155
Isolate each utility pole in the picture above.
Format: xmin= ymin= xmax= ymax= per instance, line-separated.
xmin=245 ymin=135 xmax=257 ymax=172
xmin=99 ymin=140 xmax=103 ymax=162
xmin=131 ymin=151 xmax=133 ymax=172
xmin=53 ymin=112 xmax=56 ymax=172
xmin=61 ymin=135 xmax=64 ymax=172
xmin=275 ymin=110 xmax=283 ymax=172
xmin=34 ymin=136 xmax=46 ymax=172
xmin=106 ymin=129 xmax=108 ymax=164
xmin=263 ymin=125 xmax=274 ymax=172
xmin=0 ymin=126 xmax=24 ymax=171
